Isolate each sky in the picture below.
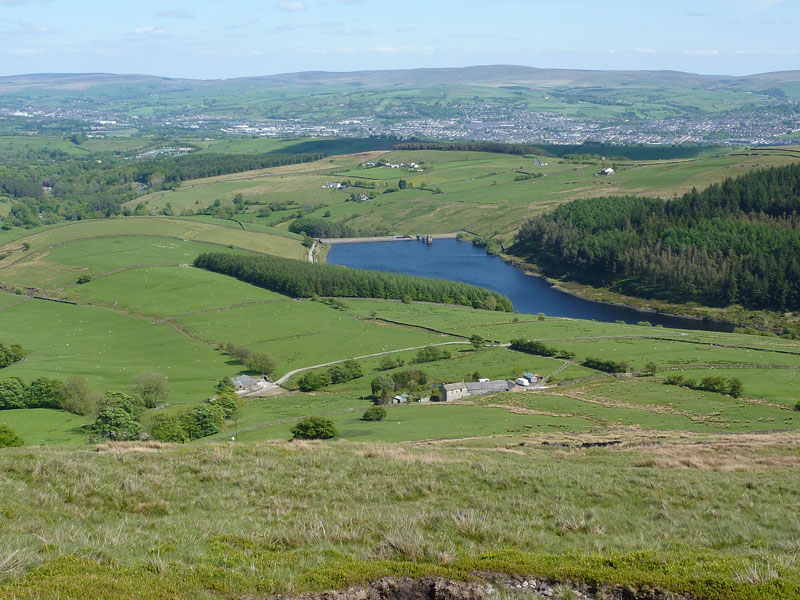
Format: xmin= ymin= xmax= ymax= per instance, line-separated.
xmin=0 ymin=0 xmax=797 ymax=79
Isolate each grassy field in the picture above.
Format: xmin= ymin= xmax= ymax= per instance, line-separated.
xmin=174 ymin=299 xmax=453 ymax=375
xmin=0 ymin=298 xmax=239 ymax=405
xmin=0 ymin=218 xmax=306 ymax=293
xmin=118 ymin=147 xmax=800 ymax=238
xmin=0 ymin=437 xmax=798 ymax=599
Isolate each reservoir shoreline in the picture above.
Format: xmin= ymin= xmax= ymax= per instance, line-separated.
xmin=325 ymin=238 xmax=736 ymax=332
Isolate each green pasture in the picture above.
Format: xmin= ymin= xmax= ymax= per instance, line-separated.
xmin=284 ymin=345 xmax=593 ymax=393
xmin=0 ymin=135 xmax=86 ymax=156
xmin=69 ymin=266 xmax=287 ymax=317
xmin=508 ymin=377 xmax=796 ymax=433
xmin=0 ymin=298 xmax=238 ymax=405
xmin=0 ymin=408 xmax=88 ymax=446
xmin=661 ymin=367 xmax=800 ymax=408
xmin=0 ymin=217 xmax=304 ymax=259
xmin=106 ymin=147 xmax=800 ymax=239
xmin=553 ymin=337 xmax=800 ymax=371
xmin=0 ymin=236 xmax=267 ymax=292
xmin=176 ymin=299 xmax=454 ymax=376
xmin=236 ymin=402 xmax=594 ymax=442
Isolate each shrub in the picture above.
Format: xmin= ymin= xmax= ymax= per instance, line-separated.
xmin=664 ymin=374 xmax=684 ymax=386
xmin=245 ymin=351 xmax=276 ymax=376
xmin=361 ymin=406 xmax=387 ymax=421
xmin=413 ymin=346 xmax=451 ymax=364
xmin=89 ymin=407 xmax=143 ymax=442
xmin=290 ymin=416 xmax=337 ymax=440
xmin=0 ymin=343 xmax=25 ymax=368
xmin=76 ymin=274 xmax=92 ymax=284
xmin=379 ymin=355 xmax=404 ymax=371
xmin=0 ymin=377 xmax=28 ymax=410
xmin=208 ymin=391 xmax=241 ymax=420
xmin=297 ymin=371 xmax=331 ymax=391
xmin=130 ymin=371 xmax=170 ymax=408
xmin=149 ymin=414 xmax=189 ymax=443
xmin=582 ymin=357 xmax=628 ymax=373
xmin=99 ymin=391 xmax=145 ymax=419
xmin=26 ymin=377 xmax=64 ymax=409
xmin=181 ymin=406 xmax=222 ymax=440
xmin=0 ymin=424 xmax=23 ymax=447
xmin=60 ymin=376 xmax=101 ymax=416
xmin=327 ymin=359 xmax=363 ymax=384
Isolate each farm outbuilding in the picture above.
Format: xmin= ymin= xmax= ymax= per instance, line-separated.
xmin=439 ymin=382 xmax=469 ymax=402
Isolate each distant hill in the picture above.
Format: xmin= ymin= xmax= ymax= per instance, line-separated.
xmin=2 ymin=65 xmax=800 ymax=94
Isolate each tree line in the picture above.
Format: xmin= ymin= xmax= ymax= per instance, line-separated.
xmin=194 ymin=252 xmax=514 ymax=311
xmin=0 ymin=149 xmax=326 ymax=227
xmin=392 ymin=141 xmax=550 ymax=156
xmin=511 ymin=163 xmax=800 ymax=311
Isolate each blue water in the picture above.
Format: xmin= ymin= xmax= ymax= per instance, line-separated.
xmin=327 ymin=238 xmax=734 ymax=332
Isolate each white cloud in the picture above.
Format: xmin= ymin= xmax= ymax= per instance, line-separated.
xmin=635 ymin=48 xmax=657 ymax=55
xmin=11 ymin=47 xmax=43 ymax=55
xmin=278 ymin=1 xmax=306 ymax=11
xmin=134 ymin=25 xmax=168 ymax=36
xmin=683 ymin=49 xmax=720 ymax=56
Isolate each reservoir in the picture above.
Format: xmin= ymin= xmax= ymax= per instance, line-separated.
xmin=327 ymin=238 xmax=735 ymax=332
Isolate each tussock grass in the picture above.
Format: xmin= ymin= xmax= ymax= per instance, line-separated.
xmin=94 ymin=441 xmax=172 ymax=454
xmin=0 ymin=438 xmax=798 ymax=598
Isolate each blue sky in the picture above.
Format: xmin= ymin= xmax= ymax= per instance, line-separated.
xmin=0 ymin=0 xmax=796 ymax=79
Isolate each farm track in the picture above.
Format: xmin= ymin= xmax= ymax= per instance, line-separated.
xmin=274 ymin=341 xmax=470 ymax=385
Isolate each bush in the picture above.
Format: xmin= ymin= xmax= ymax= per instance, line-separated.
xmin=0 ymin=377 xmax=28 ymax=410
xmin=208 ymin=391 xmax=241 ymax=420
xmin=0 ymin=343 xmax=25 ymax=368
xmin=181 ymin=406 xmax=222 ymax=440
xmin=328 ymin=359 xmax=363 ymax=384
xmin=89 ymin=407 xmax=143 ymax=442
xmin=297 ymin=371 xmax=331 ymax=391
xmin=99 ymin=391 xmax=145 ymax=419
xmin=582 ymin=357 xmax=628 ymax=373
xmin=664 ymin=373 xmax=684 ymax=386
xmin=130 ymin=371 xmax=170 ymax=408
xmin=27 ymin=377 xmax=64 ymax=409
xmin=149 ymin=414 xmax=189 ymax=443
xmin=379 ymin=355 xmax=404 ymax=371
xmin=361 ymin=406 xmax=387 ymax=421
xmin=0 ymin=424 xmax=23 ymax=447
xmin=245 ymin=352 xmax=276 ymax=376
xmin=60 ymin=376 xmax=101 ymax=416
xmin=290 ymin=416 xmax=337 ymax=440
xmin=413 ymin=346 xmax=451 ymax=364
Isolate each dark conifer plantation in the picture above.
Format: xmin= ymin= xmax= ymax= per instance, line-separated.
xmin=511 ymin=163 xmax=800 ymax=310
xmin=194 ymin=253 xmax=513 ymax=311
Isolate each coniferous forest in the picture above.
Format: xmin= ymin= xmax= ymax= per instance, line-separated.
xmin=511 ymin=164 xmax=800 ymax=310
xmin=194 ymin=253 xmax=514 ymax=311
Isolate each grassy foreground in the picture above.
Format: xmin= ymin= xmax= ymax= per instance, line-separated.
xmin=1 ymin=436 xmax=798 ymax=600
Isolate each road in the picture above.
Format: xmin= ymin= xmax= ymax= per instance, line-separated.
xmin=274 ymin=341 xmax=470 ymax=385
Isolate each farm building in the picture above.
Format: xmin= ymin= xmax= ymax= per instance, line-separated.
xmin=600 ymin=167 xmax=615 ymax=175
xmin=466 ymin=380 xmax=511 ymax=396
xmin=392 ymin=392 xmax=410 ymax=404
xmin=439 ymin=382 xmax=469 ymax=402
xmin=232 ymin=375 xmax=271 ymax=395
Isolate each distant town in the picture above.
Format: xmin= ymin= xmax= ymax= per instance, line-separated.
xmin=2 ymin=98 xmax=799 ymax=146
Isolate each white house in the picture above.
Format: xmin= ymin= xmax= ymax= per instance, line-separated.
xmin=600 ymin=167 xmax=615 ymax=175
